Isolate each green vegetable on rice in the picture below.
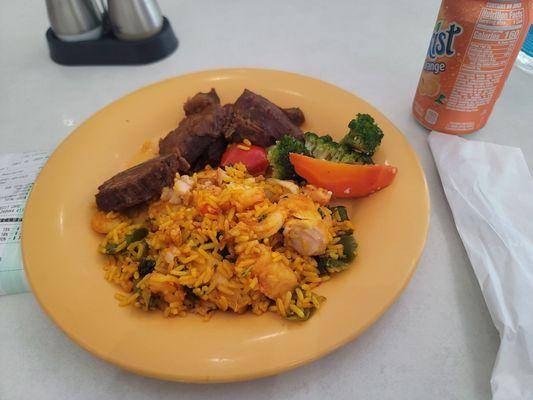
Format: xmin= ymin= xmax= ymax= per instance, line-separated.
xmin=125 ymin=227 xmax=148 ymax=244
xmin=316 ymin=233 xmax=357 ymax=275
xmin=329 ymin=205 xmax=349 ymax=222
xmin=138 ymin=258 xmax=156 ymax=278
xmin=101 ymin=226 xmax=148 ymax=255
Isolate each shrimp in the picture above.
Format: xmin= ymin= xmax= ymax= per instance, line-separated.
xmin=241 ymin=245 xmax=297 ymax=300
xmin=278 ymin=193 xmax=332 ymax=256
xmin=231 ymin=184 xmax=265 ymax=211
xmin=91 ymin=211 xmax=127 ymax=234
xmin=161 ymin=175 xmax=194 ymax=205
xmin=251 ymin=208 xmax=287 ymax=239
xmin=267 ymin=178 xmax=300 ymax=194
xmin=147 ymin=274 xmax=185 ymax=304
xmin=278 ymin=194 xmax=320 ymax=220
xmin=174 ymin=175 xmax=194 ymax=197
xmin=161 ymin=246 xmax=180 ymax=266
xmin=301 ymin=185 xmax=332 ymax=206
xmin=283 ymin=218 xmax=331 ymax=256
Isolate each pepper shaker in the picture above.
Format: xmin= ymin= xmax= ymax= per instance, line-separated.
xmin=107 ymin=0 xmax=164 ymax=41
xmin=46 ymin=0 xmax=103 ymax=42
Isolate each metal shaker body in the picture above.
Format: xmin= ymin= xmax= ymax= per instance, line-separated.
xmin=107 ymin=0 xmax=163 ymax=41
xmin=46 ymin=0 xmax=103 ymax=42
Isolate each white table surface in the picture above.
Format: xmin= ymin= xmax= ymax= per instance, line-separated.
xmin=1 ymin=1 xmax=532 ymax=399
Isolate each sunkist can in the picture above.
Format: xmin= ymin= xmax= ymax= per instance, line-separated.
xmin=412 ymin=0 xmax=531 ymax=134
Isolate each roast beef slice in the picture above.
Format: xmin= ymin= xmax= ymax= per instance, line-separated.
xmin=224 ymin=89 xmax=303 ymax=147
xmin=95 ymin=153 xmax=178 ymax=212
xmin=159 ymin=105 xmax=229 ymax=170
xmin=281 ymin=107 xmax=305 ymax=126
xmin=191 ymin=136 xmax=228 ymax=172
xmin=183 ymin=88 xmax=220 ymax=116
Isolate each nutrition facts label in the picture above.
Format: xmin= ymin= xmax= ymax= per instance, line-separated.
xmin=0 ymin=151 xmax=48 ymax=295
xmin=447 ymin=2 xmax=525 ymax=112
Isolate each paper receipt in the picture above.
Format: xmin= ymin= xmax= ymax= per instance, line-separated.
xmin=0 ymin=151 xmax=48 ymax=295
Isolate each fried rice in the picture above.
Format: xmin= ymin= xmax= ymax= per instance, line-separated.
xmin=91 ymin=163 xmax=355 ymax=321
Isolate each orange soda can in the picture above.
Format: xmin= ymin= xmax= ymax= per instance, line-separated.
xmin=412 ymin=0 xmax=531 ymax=134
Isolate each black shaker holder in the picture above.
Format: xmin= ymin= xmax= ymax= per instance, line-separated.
xmin=46 ymin=17 xmax=178 ymax=65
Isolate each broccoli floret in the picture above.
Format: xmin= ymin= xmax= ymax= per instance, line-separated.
xmin=334 ymin=146 xmax=374 ymax=164
xmin=267 ymin=135 xmax=309 ymax=180
xmin=304 ymin=132 xmax=339 ymax=160
xmin=341 ymin=113 xmax=384 ymax=156
xmin=304 ymin=132 xmax=333 ymax=154
xmin=303 ymin=132 xmax=374 ymax=165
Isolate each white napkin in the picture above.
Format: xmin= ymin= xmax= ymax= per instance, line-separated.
xmin=429 ymin=132 xmax=533 ymax=400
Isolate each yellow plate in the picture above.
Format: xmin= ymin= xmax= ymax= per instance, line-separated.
xmin=22 ymin=68 xmax=429 ymax=383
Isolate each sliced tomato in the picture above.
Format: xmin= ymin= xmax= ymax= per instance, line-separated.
xmin=221 ymin=144 xmax=269 ymax=176
xmin=289 ymin=153 xmax=397 ymax=198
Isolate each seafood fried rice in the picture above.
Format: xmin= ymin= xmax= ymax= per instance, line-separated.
xmin=91 ymin=163 xmax=356 ymax=321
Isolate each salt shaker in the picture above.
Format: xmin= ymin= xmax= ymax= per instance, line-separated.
xmin=46 ymin=0 xmax=103 ymax=42
xmin=107 ymin=0 xmax=163 ymax=41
